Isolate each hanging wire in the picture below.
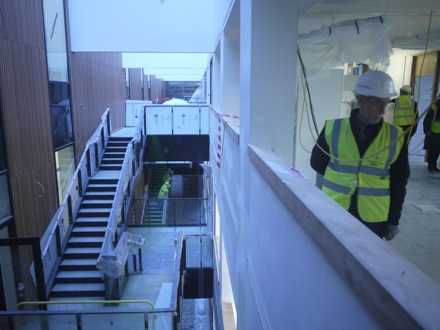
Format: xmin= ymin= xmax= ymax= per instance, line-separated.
xmin=297 ymin=47 xmax=319 ymax=136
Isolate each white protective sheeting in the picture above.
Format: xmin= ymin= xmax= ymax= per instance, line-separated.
xmin=392 ymin=30 xmax=440 ymax=50
xmin=97 ymin=232 xmax=145 ymax=279
xmin=298 ymin=16 xmax=393 ymax=79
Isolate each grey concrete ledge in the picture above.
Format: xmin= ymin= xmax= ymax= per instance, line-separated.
xmin=248 ymin=144 xmax=440 ymax=329
xmin=225 ymin=121 xmax=239 ymax=144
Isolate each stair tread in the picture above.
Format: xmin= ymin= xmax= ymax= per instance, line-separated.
xmin=69 ymin=237 xmax=105 ymax=243
xmin=78 ymin=208 xmax=111 ymax=213
xmin=73 ymin=227 xmax=107 ymax=232
xmin=87 ymin=183 xmax=118 ymax=189
xmin=65 ymin=247 xmax=102 ymax=254
xmin=76 ymin=217 xmax=109 ymax=221
xmin=79 ymin=207 xmax=112 ymax=212
xmin=57 ymin=270 xmax=102 ymax=278
xmin=84 ymin=191 xmax=115 ymax=195
xmin=82 ymin=200 xmax=113 ymax=204
xmin=52 ymin=283 xmax=105 ymax=291
xmin=61 ymin=259 xmax=97 ymax=266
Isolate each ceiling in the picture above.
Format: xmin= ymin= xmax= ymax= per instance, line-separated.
xmin=299 ymin=0 xmax=440 ymax=42
xmin=67 ymin=0 xmax=440 ymax=81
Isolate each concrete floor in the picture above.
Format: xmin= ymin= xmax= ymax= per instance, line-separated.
xmin=388 ymin=155 xmax=440 ymax=284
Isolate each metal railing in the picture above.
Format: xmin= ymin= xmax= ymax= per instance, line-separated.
xmin=1 ymin=230 xmax=186 ymax=330
xmin=2 ymin=308 xmax=175 ymax=330
xmin=39 ymin=109 xmax=111 ymax=296
xmin=144 ymin=104 xmax=211 ymax=135
xmin=136 ymin=197 xmax=208 ymax=227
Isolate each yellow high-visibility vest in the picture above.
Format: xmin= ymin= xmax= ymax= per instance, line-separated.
xmin=430 ymin=104 xmax=440 ymax=134
xmin=158 ymin=182 xmax=171 ymax=199
xmin=393 ymin=95 xmax=415 ymax=127
xmin=322 ymin=118 xmax=403 ymax=223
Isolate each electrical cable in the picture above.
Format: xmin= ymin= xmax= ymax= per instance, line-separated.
xmin=297 ymin=48 xmax=320 ymax=136
xmin=298 ymin=66 xmax=317 ymax=154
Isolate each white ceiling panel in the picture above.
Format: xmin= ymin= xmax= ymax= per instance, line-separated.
xmin=68 ymin=0 xmax=233 ymax=53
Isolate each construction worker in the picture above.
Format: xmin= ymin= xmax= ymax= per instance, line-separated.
xmin=423 ymin=92 xmax=440 ymax=173
xmin=157 ymin=181 xmax=172 ymax=208
xmin=391 ymin=85 xmax=418 ymax=141
xmin=310 ymin=70 xmax=410 ymax=241
xmin=163 ymin=169 xmax=173 ymax=182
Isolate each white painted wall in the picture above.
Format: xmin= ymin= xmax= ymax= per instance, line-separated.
xmin=243 ymin=0 xmax=298 ymax=165
xmin=294 ymin=69 xmax=344 ymax=184
xmin=387 ymin=49 xmax=415 ymax=90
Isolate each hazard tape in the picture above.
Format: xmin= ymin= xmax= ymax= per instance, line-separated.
xmin=214 ymin=111 xmax=240 ymax=168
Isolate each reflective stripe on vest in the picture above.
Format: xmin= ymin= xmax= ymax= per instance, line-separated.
xmin=431 ymin=105 xmax=440 ymax=134
xmin=322 ymin=118 xmax=403 ymax=223
xmin=393 ymin=95 xmax=415 ymax=127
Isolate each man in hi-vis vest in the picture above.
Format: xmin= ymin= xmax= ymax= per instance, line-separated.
xmin=391 ymin=85 xmax=418 ymax=141
xmin=310 ymin=70 xmax=410 ymax=241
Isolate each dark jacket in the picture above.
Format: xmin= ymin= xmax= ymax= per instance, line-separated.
xmin=310 ymin=109 xmax=410 ymax=231
xmin=423 ymin=99 xmax=440 ymax=151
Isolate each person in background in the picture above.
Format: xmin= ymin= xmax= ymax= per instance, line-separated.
xmin=391 ymin=85 xmax=418 ymax=142
xmin=157 ymin=181 xmax=172 ymax=208
xmin=310 ymin=70 xmax=410 ymax=241
xmin=423 ymin=92 xmax=440 ymax=173
xmin=163 ymin=169 xmax=173 ymax=182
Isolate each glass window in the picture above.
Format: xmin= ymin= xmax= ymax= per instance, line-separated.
xmin=50 ymin=82 xmax=73 ymax=149
xmin=55 ymin=145 xmax=75 ymax=205
xmin=0 ymin=174 xmax=11 ymax=221
xmin=43 ymin=0 xmax=69 ymax=82
xmin=0 ymin=119 xmax=6 ymax=172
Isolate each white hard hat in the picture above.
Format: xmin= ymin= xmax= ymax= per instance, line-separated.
xmin=354 ymin=70 xmax=398 ymax=98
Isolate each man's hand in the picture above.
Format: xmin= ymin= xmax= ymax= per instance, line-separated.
xmin=384 ymin=225 xmax=399 ymax=241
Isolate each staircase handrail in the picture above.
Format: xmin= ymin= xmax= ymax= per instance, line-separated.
xmin=39 ymin=109 xmax=111 ymax=289
xmin=96 ymin=108 xmax=146 ymax=280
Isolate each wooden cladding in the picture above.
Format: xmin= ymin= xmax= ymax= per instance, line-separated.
xmin=150 ymin=75 xmax=163 ymax=103
xmin=0 ymin=0 xmax=45 ymax=47
xmin=0 ymin=1 xmax=59 ymax=238
xmin=68 ymin=52 xmax=126 ymax=163
xmin=129 ymin=68 xmax=143 ymax=100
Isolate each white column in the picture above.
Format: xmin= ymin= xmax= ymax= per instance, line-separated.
xmin=241 ymin=0 xmax=299 ymax=164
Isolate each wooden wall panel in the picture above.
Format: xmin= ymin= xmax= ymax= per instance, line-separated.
xmin=0 ymin=23 xmax=58 ymax=239
xmin=0 ymin=0 xmax=45 ymax=47
xmin=68 ymin=52 xmax=126 ymax=163
xmin=143 ymin=74 xmax=149 ymax=101
xmin=129 ymin=68 xmax=143 ymax=100
xmin=150 ymin=76 xmax=163 ymax=103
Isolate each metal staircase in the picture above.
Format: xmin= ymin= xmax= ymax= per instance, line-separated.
xmin=143 ymin=167 xmax=168 ymax=225
xmin=49 ymin=136 xmax=132 ymax=300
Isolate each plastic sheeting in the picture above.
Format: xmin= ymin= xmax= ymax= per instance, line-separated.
xmin=392 ymin=30 xmax=440 ymax=50
xmin=97 ymin=232 xmax=145 ymax=279
xmin=298 ymin=15 xmax=393 ymax=79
